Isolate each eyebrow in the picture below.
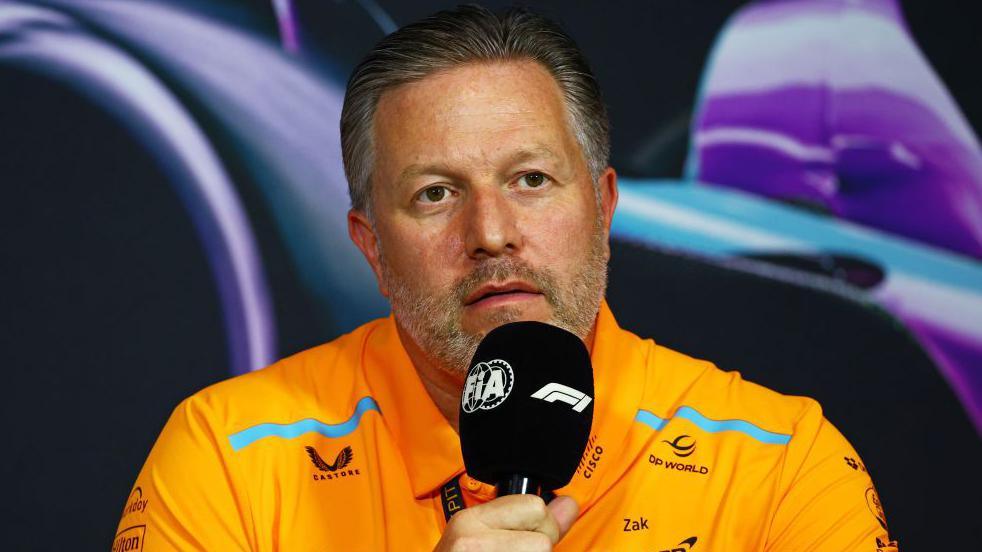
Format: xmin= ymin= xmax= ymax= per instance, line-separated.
xmin=504 ymin=146 xmax=561 ymax=167
xmin=398 ymin=162 xmax=457 ymax=184
xmin=396 ymin=146 xmax=562 ymax=184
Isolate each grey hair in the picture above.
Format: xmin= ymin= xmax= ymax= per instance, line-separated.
xmin=340 ymin=5 xmax=610 ymax=213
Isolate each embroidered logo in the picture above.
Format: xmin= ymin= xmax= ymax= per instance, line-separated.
xmin=662 ymin=435 xmax=696 ymax=457
xmin=306 ymin=445 xmax=360 ymax=481
xmin=306 ymin=445 xmax=353 ymax=472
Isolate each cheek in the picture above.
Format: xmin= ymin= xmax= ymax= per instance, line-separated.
xmin=523 ymin=203 xmax=596 ymax=265
xmin=436 ymin=233 xmax=466 ymax=267
xmin=386 ymin=226 xmax=465 ymax=287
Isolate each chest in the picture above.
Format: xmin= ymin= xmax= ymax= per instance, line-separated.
xmin=558 ymin=428 xmax=786 ymax=551
xmin=234 ymin=427 xmax=784 ymax=551
xmin=235 ymin=428 xmax=440 ymax=551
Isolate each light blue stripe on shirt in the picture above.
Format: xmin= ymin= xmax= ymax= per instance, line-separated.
xmin=228 ymin=396 xmax=380 ymax=451
xmin=635 ymin=405 xmax=791 ymax=445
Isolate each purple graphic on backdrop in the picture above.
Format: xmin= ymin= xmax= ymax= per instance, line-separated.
xmin=688 ymin=0 xmax=982 ymax=259
xmin=0 ymin=0 xmax=391 ymax=373
xmin=0 ymin=2 xmax=278 ymax=374
xmin=614 ymin=181 xmax=982 ymax=433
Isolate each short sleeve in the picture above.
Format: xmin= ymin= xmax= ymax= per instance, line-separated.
xmin=766 ymin=403 xmax=898 ymax=551
xmin=112 ymin=396 xmax=254 ymax=551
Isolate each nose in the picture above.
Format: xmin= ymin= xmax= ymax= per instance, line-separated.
xmin=463 ymin=187 xmax=521 ymax=259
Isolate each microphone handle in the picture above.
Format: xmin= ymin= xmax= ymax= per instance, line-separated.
xmin=496 ymin=475 xmax=544 ymax=496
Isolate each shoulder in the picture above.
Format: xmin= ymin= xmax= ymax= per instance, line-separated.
xmin=636 ymin=339 xmax=867 ymax=483
xmin=178 ymin=318 xmax=387 ymax=436
xmin=625 ymin=337 xmax=895 ymax=547
xmin=116 ymin=319 xmax=390 ymax=548
xmin=641 ymin=341 xmax=821 ymax=441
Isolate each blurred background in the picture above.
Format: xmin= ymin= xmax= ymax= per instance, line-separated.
xmin=1 ymin=0 xmax=980 ymax=548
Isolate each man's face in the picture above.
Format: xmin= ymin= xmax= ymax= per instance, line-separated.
xmin=349 ymin=60 xmax=617 ymax=375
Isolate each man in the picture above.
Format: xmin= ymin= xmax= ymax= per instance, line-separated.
xmin=115 ymin=6 xmax=897 ymax=551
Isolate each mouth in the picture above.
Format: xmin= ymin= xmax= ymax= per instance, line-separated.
xmin=464 ymin=281 xmax=543 ymax=307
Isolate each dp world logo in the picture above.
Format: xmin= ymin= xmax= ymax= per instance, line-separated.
xmin=461 ymin=359 xmax=514 ymax=413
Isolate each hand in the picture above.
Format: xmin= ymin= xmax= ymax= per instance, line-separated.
xmin=435 ymin=494 xmax=579 ymax=551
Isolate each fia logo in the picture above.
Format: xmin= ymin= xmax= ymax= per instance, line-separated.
xmin=461 ymin=359 xmax=514 ymax=413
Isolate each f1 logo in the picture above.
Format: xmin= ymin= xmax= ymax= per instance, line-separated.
xmin=531 ymin=383 xmax=592 ymax=412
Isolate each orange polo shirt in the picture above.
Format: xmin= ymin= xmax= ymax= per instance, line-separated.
xmin=115 ymin=302 xmax=897 ymax=551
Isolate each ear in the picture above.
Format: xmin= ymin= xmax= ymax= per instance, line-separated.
xmin=347 ymin=208 xmax=389 ymax=298
xmin=597 ymin=167 xmax=619 ymax=258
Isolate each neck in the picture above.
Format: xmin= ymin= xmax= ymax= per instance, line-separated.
xmin=394 ymin=319 xmax=599 ymax=433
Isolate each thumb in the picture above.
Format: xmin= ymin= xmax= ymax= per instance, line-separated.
xmin=547 ymin=495 xmax=579 ymax=540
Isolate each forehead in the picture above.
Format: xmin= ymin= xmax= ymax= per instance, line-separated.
xmin=372 ymin=60 xmax=583 ymax=179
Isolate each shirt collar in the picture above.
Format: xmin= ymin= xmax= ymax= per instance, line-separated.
xmin=362 ymin=300 xmax=648 ymax=502
xmin=362 ymin=314 xmax=465 ymax=498
xmin=558 ymin=300 xmax=649 ymax=510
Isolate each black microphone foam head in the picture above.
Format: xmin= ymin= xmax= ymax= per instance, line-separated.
xmin=459 ymin=321 xmax=594 ymax=491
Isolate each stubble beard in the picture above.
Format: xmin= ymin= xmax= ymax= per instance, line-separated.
xmin=379 ymin=219 xmax=609 ymax=377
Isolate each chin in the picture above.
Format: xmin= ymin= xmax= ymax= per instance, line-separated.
xmin=466 ymin=304 xmax=551 ymax=336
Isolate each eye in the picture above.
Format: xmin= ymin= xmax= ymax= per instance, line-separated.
xmin=518 ymin=172 xmax=549 ymax=189
xmin=417 ymin=185 xmax=450 ymax=204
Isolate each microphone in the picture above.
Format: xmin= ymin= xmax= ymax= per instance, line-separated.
xmin=459 ymin=321 xmax=594 ymax=497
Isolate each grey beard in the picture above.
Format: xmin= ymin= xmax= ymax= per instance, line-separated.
xmin=379 ymin=225 xmax=608 ymax=375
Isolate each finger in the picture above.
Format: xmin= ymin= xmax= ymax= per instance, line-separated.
xmin=437 ymin=524 xmax=552 ymax=552
xmin=475 ymin=529 xmax=553 ymax=552
xmin=547 ymin=496 xmax=579 ymax=540
xmin=473 ymin=494 xmax=560 ymax=543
